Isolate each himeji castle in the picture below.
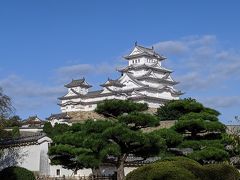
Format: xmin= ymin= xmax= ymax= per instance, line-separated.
xmin=58 ymin=43 xmax=183 ymax=112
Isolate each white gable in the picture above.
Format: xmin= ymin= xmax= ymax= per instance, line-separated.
xmin=119 ymin=74 xmax=143 ymax=89
xmin=129 ymin=47 xmax=142 ymax=56
xmin=101 ymin=87 xmax=111 ymax=94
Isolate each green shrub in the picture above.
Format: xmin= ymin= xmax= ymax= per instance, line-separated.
xmin=159 ymin=156 xmax=206 ymax=179
xmin=126 ymin=157 xmax=240 ymax=180
xmin=12 ymin=126 xmax=20 ymax=138
xmin=118 ymin=112 xmax=159 ymax=130
xmin=188 ymin=147 xmax=229 ymax=163
xmin=150 ymin=128 xmax=183 ymax=147
xmin=157 ymin=98 xmax=204 ymax=121
xmin=126 ymin=161 xmax=198 ymax=180
xmin=157 ymin=98 xmax=220 ymax=121
xmin=178 ymin=140 xmax=224 ymax=150
xmin=0 ymin=166 xmax=35 ymax=180
xmin=95 ymin=99 xmax=148 ymax=117
xmin=179 ymin=112 xmax=219 ymax=122
xmin=203 ymin=163 xmax=240 ymax=180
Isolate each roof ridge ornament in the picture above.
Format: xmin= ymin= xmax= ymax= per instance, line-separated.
xmin=135 ymin=41 xmax=137 ymax=46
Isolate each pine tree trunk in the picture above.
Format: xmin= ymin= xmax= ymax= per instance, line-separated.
xmin=92 ymin=168 xmax=101 ymax=176
xmin=116 ymin=154 xmax=127 ymax=180
xmin=191 ymin=131 xmax=197 ymax=139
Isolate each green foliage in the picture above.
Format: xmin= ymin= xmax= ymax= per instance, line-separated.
xmin=126 ymin=157 xmax=240 ymax=180
xmin=157 ymin=98 xmax=204 ymax=120
xmin=118 ymin=112 xmax=159 ymax=130
xmin=44 ymin=123 xmax=69 ymax=138
xmin=157 ymin=98 xmax=220 ymax=121
xmin=174 ymin=118 xmax=206 ymax=137
xmin=188 ymin=147 xmax=229 ymax=163
xmin=49 ymin=119 xmax=166 ymax=174
xmin=0 ymin=166 xmax=35 ymax=180
xmin=0 ymin=127 xmax=13 ymax=140
xmin=203 ymin=163 xmax=240 ymax=180
xmin=126 ymin=161 xmax=198 ymax=180
xmin=0 ymin=87 xmax=13 ymax=118
xmin=179 ymin=112 xmax=218 ymax=122
xmin=126 ymin=157 xmax=201 ymax=180
xmin=3 ymin=115 xmax=22 ymax=127
xmin=178 ymin=140 xmax=224 ymax=150
xmin=150 ymin=128 xmax=183 ymax=148
xmin=174 ymin=111 xmax=225 ymax=139
xmin=12 ymin=126 xmax=20 ymax=138
xmin=43 ymin=122 xmax=53 ymax=136
xmin=202 ymin=107 xmax=221 ymax=116
xmin=95 ymin=99 xmax=148 ymax=117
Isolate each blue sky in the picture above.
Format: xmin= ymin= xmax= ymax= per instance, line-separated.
xmin=0 ymin=0 xmax=240 ymax=124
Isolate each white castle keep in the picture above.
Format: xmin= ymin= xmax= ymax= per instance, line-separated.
xmin=58 ymin=43 xmax=183 ymax=112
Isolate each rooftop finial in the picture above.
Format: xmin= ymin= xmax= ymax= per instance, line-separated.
xmin=135 ymin=41 xmax=138 ymax=46
xmin=152 ymin=46 xmax=154 ymax=50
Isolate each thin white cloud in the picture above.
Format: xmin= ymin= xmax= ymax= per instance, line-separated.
xmin=55 ymin=63 xmax=118 ymax=83
xmin=153 ymin=35 xmax=240 ymax=92
xmin=0 ymin=75 xmax=65 ymax=115
xmin=154 ymin=41 xmax=189 ymax=55
xmin=0 ymin=75 xmax=64 ymax=98
xmin=203 ymin=96 xmax=240 ymax=108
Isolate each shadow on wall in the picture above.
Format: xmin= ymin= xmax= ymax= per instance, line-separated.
xmin=0 ymin=148 xmax=28 ymax=170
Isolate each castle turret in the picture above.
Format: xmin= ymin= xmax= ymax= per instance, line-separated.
xmin=124 ymin=43 xmax=166 ymax=66
xmin=64 ymin=78 xmax=92 ymax=95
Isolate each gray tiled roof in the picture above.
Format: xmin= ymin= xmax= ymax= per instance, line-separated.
xmin=58 ymin=90 xmax=104 ymax=100
xmin=124 ymin=45 xmax=166 ymax=60
xmin=47 ymin=112 xmax=71 ymax=120
xmin=137 ymin=76 xmax=178 ymax=85
xmin=117 ymin=64 xmax=172 ymax=73
xmin=65 ymin=78 xmax=92 ymax=88
xmin=0 ymin=133 xmax=47 ymax=148
xmin=100 ymin=78 xmax=125 ymax=87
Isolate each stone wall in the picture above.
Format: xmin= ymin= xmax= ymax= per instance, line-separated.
xmin=142 ymin=120 xmax=177 ymax=132
xmin=67 ymin=111 xmax=105 ymax=123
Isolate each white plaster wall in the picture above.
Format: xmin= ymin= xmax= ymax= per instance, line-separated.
xmin=5 ymin=128 xmax=43 ymax=133
xmin=0 ymin=144 xmax=42 ymax=172
xmin=141 ymin=80 xmax=162 ymax=88
xmin=99 ymin=165 xmax=137 ymax=176
xmin=49 ymin=165 xmax=92 ymax=177
xmin=124 ymin=167 xmax=137 ymax=176
xmin=100 ymin=165 xmax=116 ymax=176
xmin=50 ymin=119 xmax=72 ymax=127
xmin=130 ymin=69 xmax=146 ymax=77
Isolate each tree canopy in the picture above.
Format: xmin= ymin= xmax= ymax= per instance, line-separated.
xmin=49 ymin=119 xmax=166 ymax=180
xmin=157 ymin=98 xmax=220 ymax=121
xmin=50 ymin=100 xmax=165 ymax=180
xmin=126 ymin=157 xmax=240 ymax=180
xmin=0 ymin=88 xmax=13 ymax=118
xmin=95 ymin=99 xmax=148 ymax=117
xmin=49 ymin=98 xmax=234 ymax=179
xmin=43 ymin=122 xmax=69 ymax=138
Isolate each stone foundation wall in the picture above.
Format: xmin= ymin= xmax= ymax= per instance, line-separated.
xmin=67 ymin=111 xmax=105 ymax=123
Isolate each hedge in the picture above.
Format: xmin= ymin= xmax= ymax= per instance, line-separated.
xmin=126 ymin=157 xmax=240 ymax=180
xmin=0 ymin=166 xmax=35 ymax=180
